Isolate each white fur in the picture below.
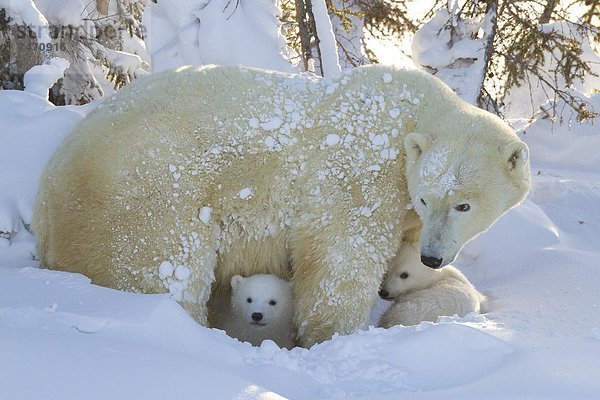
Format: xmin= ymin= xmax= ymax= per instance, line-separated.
xmin=404 ymin=132 xmax=530 ymax=267
xmin=33 ymin=64 xmax=529 ymax=347
xmin=379 ymin=243 xmax=485 ymax=327
xmin=212 ymin=274 xmax=296 ymax=349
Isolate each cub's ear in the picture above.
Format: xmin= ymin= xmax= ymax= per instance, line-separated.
xmin=230 ymin=275 xmax=244 ymax=290
xmin=502 ymin=141 xmax=529 ymax=173
xmin=404 ymin=132 xmax=432 ymax=162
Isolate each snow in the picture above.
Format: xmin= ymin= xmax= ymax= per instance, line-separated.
xmin=388 ymin=108 xmax=402 ymax=119
xmin=0 ymin=90 xmax=89 ymax=238
xmin=2 ymin=3 xmax=600 ymax=396
xmin=239 ymin=187 xmax=254 ymax=200
xmin=311 ymin=0 xmax=342 ymax=77
xmin=199 ymin=206 xmax=213 ymax=224
xmin=143 ymin=0 xmax=296 ymax=73
xmin=260 ymin=116 xmax=284 ymax=131
xmin=159 ymin=261 xmax=175 ymax=279
xmin=0 ymin=0 xmax=52 ymax=46
xmin=325 ymin=133 xmax=341 ymax=146
xmin=249 ymin=117 xmax=261 ymax=129
xmin=23 ymin=57 xmax=70 ymax=99
xmin=412 ymin=7 xmax=493 ymax=104
xmin=33 ymin=0 xmax=87 ymax=27
xmin=101 ymin=50 xmax=146 ymax=78
xmin=328 ymin=0 xmax=368 ymax=69
xmin=1 ymin=85 xmax=600 ymax=400
xmin=160 ymin=261 xmax=192 ymax=302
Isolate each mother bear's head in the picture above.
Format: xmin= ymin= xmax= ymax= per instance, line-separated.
xmin=402 ymin=106 xmax=531 ymax=268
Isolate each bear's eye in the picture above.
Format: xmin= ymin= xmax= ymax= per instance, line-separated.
xmin=246 ymin=297 xmax=252 ymax=303
xmin=420 ymin=198 xmax=427 ymax=206
xmin=269 ymin=300 xmax=277 ymax=306
xmin=455 ymin=203 xmax=471 ymax=212
xmin=400 ymin=272 xmax=409 ymax=279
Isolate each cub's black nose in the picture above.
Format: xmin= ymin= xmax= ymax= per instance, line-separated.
xmin=421 ymin=255 xmax=443 ymax=269
xmin=379 ymin=289 xmax=390 ymax=299
xmin=251 ymin=312 xmax=263 ymax=322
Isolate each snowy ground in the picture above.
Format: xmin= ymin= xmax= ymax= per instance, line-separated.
xmin=1 ymin=86 xmax=599 ymax=399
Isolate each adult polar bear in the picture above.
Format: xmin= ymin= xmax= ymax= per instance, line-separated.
xmin=34 ymin=64 xmax=530 ymax=347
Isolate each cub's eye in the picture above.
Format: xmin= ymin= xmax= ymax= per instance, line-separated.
xmin=400 ymin=272 xmax=409 ymax=279
xmin=420 ymin=198 xmax=427 ymax=206
xmin=269 ymin=300 xmax=277 ymax=306
xmin=455 ymin=203 xmax=471 ymax=212
xmin=246 ymin=298 xmax=252 ymax=303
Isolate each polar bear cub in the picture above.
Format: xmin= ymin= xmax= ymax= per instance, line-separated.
xmin=379 ymin=242 xmax=485 ymax=328
xmin=214 ymin=274 xmax=296 ymax=349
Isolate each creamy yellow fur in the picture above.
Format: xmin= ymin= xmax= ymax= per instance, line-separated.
xmin=379 ymin=242 xmax=485 ymax=327
xmin=33 ymin=64 xmax=529 ymax=347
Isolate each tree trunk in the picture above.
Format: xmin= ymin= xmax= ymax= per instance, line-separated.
xmin=97 ymin=0 xmax=109 ymax=16
xmin=295 ymin=0 xmax=324 ymax=75
xmin=476 ymin=0 xmax=499 ymax=109
xmin=539 ymin=0 xmax=558 ymax=24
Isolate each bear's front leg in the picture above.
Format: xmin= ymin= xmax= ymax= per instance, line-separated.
xmin=160 ymin=223 xmax=221 ymax=327
xmin=291 ymin=230 xmax=387 ymax=348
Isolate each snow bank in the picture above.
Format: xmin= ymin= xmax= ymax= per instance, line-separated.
xmin=0 ymin=267 xmax=286 ymax=400
xmin=0 ymin=262 xmax=514 ymax=399
xmin=0 ymin=90 xmax=88 ymax=241
xmin=250 ymin=321 xmax=513 ymax=396
xmin=143 ymin=0 xmax=296 ymax=73
xmin=521 ymin=94 xmax=600 ymax=176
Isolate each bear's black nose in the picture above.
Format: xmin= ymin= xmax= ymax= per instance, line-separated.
xmin=251 ymin=312 xmax=263 ymax=322
xmin=379 ymin=289 xmax=390 ymax=299
xmin=421 ymin=255 xmax=443 ymax=269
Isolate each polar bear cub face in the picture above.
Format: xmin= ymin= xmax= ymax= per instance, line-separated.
xmin=230 ymin=274 xmax=293 ymax=328
xmin=379 ymin=242 xmax=439 ymax=300
xmin=403 ymin=130 xmax=530 ymax=269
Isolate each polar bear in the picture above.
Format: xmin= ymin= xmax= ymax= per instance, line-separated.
xmin=379 ymin=242 xmax=485 ymax=327
xmin=211 ymin=274 xmax=295 ymax=349
xmin=33 ymin=64 xmax=530 ymax=347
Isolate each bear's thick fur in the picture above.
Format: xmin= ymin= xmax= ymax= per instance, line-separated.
xmin=211 ymin=274 xmax=295 ymax=349
xmin=379 ymin=242 xmax=485 ymax=327
xmin=33 ymin=64 xmax=530 ymax=347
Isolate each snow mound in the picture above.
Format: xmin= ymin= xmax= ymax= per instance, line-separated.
xmin=24 ymin=57 xmax=70 ymax=100
xmin=522 ymin=94 xmax=600 ymax=174
xmin=249 ymin=322 xmax=513 ymax=396
xmin=0 ymin=90 xmax=88 ymax=240
xmin=458 ymin=199 xmax=561 ymax=269
xmin=0 ymin=262 xmax=513 ymax=399
xmin=0 ymin=266 xmax=284 ymax=400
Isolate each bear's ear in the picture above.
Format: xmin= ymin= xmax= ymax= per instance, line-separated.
xmin=501 ymin=141 xmax=529 ymax=173
xmin=404 ymin=132 xmax=432 ymax=162
xmin=230 ymin=275 xmax=244 ymax=290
